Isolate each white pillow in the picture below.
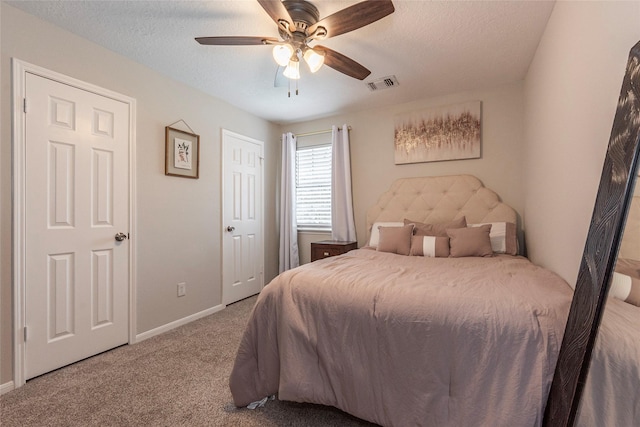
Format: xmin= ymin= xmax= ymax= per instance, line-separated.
xmin=609 ymin=272 xmax=632 ymax=301
xmin=611 ymin=259 xmax=640 ymax=306
xmin=368 ymin=222 xmax=404 ymax=248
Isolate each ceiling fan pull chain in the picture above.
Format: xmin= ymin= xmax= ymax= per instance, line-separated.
xmin=286 ymin=78 xmax=300 ymax=98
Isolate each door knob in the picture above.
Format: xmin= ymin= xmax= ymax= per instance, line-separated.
xmin=226 ymin=226 xmax=235 ymax=232
xmin=115 ymin=232 xmax=127 ymax=242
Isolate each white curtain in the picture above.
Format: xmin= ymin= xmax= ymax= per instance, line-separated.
xmin=331 ymin=125 xmax=357 ymax=242
xmin=279 ymin=132 xmax=299 ymax=273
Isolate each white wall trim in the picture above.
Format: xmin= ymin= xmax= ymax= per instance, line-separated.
xmin=11 ymin=58 xmax=27 ymax=390
xmin=1 ymin=381 xmax=15 ymax=395
xmin=135 ymin=304 xmax=225 ymax=342
xmin=12 ymin=58 xmax=137 ymax=388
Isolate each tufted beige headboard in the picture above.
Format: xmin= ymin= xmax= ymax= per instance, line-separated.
xmin=366 ymin=175 xmax=517 ymax=240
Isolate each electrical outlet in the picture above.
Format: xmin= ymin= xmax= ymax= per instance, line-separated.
xmin=177 ymin=282 xmax=186 ymax=297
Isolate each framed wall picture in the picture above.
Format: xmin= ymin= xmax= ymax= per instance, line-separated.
xmin=165 ymin=126 xmax=200 ymax=179
xmin=394 ymin=101 xmax=482 ymax=164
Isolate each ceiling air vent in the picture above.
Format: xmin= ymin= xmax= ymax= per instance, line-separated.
xmin=366 ymin=75 xmax=399 ymax=91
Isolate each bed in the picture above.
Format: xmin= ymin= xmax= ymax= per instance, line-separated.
xmin=229 ymin=175 xmax=573 ymax=426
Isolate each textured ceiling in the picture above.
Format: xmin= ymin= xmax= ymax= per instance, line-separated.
xmin=7 ymin=0 xmax=556 ymax=124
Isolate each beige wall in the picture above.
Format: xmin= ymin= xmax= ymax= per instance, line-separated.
xmin=298 ymin=231 xmax=331 ymax=265
xmin=0 ymin=4 xmax=280 ymax=386
xmin=523 ymin=1 xmax=640 ymax=286
xmin=284 ymin=82 xmax=526 ymax=250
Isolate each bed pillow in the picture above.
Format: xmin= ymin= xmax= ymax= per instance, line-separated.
xmin=404 ymin=217 xmax=467 ymax=237
xmin=468 ymin=222 xmax=518 ymax=255
xmin=377 ymin=224 xmax=414 ymax=255
xmin=447 ymin=224 xmax=493 ymax=257
xmin=410 ymin=235 xmax=450 ymax=257
xmin=368 ymin=222 xmax=404 ymax=248
xmin=609 ymin=258 xmax=640 ymax=306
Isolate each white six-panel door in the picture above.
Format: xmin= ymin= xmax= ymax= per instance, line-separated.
xmin=222 ymin=130 xmax=264 ymax=305
xmin=24 ymin=72 xmax=131 ymax=379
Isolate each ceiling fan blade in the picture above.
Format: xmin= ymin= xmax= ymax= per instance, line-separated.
xmin=257 ymin=0 xmax=293 ymax=27
xmin=196 ymin=36 xmax=278 ymax=46
xmin=314 ymin=46 xmax=371 ymax=80
xmin=308 ymin=0 xmax=394 ymax=39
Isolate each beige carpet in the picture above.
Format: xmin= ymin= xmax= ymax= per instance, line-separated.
xmin=0 ymin=296 xmax=376 ymax=426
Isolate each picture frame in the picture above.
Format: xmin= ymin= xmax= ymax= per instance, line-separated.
xmin=394 ymin=101 xmax=482 ymax=164
xmin=165 ymin=126 xmax=200 ymax=179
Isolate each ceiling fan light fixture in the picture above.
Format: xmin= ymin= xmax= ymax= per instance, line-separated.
xmin=197 ymin=0 xmax=396 ymax=89
xmin=283 ymin=58 xmax=301 ymax=80
xmin=272 ymin=44 xmax=294 ymax=67
xmin=303 ymin=48 xmax=325 ymax=73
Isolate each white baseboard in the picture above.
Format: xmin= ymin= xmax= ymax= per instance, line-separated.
xmin=135 ymin=304 xmax=225 ymax=343
xmin=1 ymin=381 xmax=15 ymax=395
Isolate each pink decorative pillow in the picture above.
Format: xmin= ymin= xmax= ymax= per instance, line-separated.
xmin=447 ymin=224 xmax=493 ymax=257
xmin=410 ymin=235 xmax=450 ymax=257
xmin=377 ymin=224 xmax=414 ymax=255
xmin=368 ymin=222 xmax=404 ymax=248
xmin=404 ymin=217 xmax=467 ymax=237
xmin=468 ymin=222 xmax=518 ymax=255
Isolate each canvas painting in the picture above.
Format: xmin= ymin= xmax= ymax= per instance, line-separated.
xmin=394 ymin=101 xmax=481 ymax=164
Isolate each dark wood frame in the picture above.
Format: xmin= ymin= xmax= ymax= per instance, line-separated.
xmin=165 ymin=126 xmax=200 ymax=179
xmin=543 ymin=40 xmax=640 ymax=426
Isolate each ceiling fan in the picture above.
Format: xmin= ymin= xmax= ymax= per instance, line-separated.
xmin=196 ymin=0 xmax=395 ymax=82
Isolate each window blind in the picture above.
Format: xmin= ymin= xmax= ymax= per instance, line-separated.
xmin=296 ymin=144 xmax=332 ymax=229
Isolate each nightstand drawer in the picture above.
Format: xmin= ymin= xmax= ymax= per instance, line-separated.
xmin=311 ymin=240 xmax=357 ymax=262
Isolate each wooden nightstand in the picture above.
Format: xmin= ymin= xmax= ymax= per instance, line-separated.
xmin=311 ymin=240 xmax=357 ymax=262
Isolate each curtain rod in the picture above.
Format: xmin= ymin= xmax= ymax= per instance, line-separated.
xmin=295 ymin=126 xmax=351 ymax=138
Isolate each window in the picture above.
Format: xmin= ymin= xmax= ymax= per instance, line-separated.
xmin=296 ymin=144 xmax=332 ymax=230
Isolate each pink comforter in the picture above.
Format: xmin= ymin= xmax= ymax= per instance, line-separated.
xmin=229 ymin=249 xmax=572 ymax=426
